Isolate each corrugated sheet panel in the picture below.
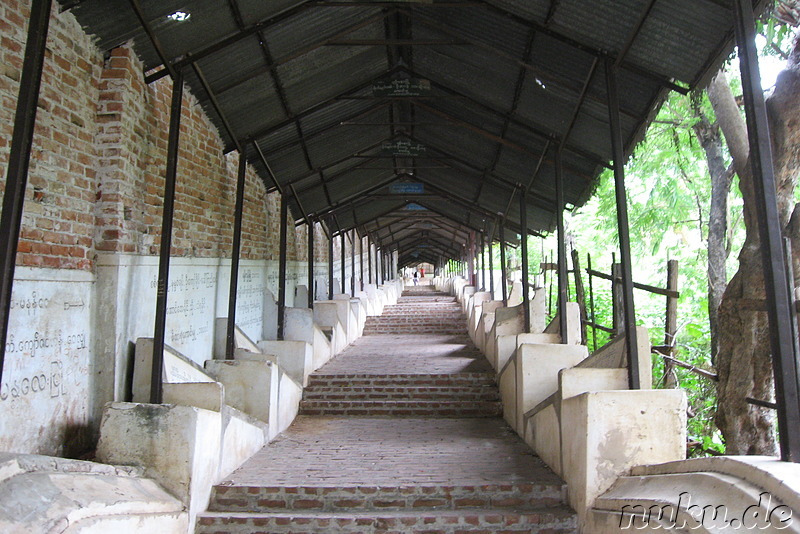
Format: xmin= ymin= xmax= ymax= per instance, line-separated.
xmin=58 ymin=0 xmax=763 ymax=243
xmin=627 ymin=0 xmax=733 ymax=84
xmin=278 ymin=46 xmax=388 ymax=112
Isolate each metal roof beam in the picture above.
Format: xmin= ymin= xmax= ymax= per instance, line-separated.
xmin=230 ymin=67 xmax=405 ymax=151
xmin=419 ymin=75 xmax=611 ymax=170
xmin=475 ymin=0 xmax=689 ymax=93
xmin=213 ymin=11 xmax=391 ymax=96
xmin=145 ymin=1 xmax=317 ymax=84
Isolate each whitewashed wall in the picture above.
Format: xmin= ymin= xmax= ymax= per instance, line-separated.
xmin=0 ymin=267 xmax=94 ymax=456
xmin=0 ymin=254 xmax=332 ymax=456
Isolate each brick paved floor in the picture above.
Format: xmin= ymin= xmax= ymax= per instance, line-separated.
xmin=221 ymin=417 xmax=559 ymax=488
xmin=315 ymin=334 xmax=493 ymax=375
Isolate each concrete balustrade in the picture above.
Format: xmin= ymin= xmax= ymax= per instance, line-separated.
xmin=97 ymin=402 xmax=267 ymax=530
xmin=560 ymin=390 xmax=687 ymax=530
xmin=475 ymin=300 xmax=503 ymax=353
xmin=283 ymin=308 xmax=333 ymax=372
xmin=0 ymin=453 xmax=188 ymax=532
xmin=313 ymin=301 xmax=348 ymax=354
xmin=467 ymin=291 xmax=492 ymax=345
xmin=437 ymin=275 xmax=695 ymax=532
xmin=331 ymin=295 xmax=361 ymax=344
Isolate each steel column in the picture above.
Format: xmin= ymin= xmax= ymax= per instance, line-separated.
xmin=734 ymin=0 xmax=800 ymax=462
xmin=225 ymin=154 xmax=248 ymax=359
xmin=359 ymin=233 xmax=365 ymax=291
xmin=368 ymin=239 xmax=373 ymax=284
xmin=555 ymin=146 xmax=568 ymax=342
xmin=341 ymin=233 xmax=346 ymax=295
xmin=488 ymin=232 xmax=495 ymax=298
xmin=277 ymin=195 xmax=288 ymax=340
xmin=307 ymin=220 xmax=314 ymax=308
xmin=480 ymin=230 xmax=486 ymax=290
xmin=0 ymin=0 xmax=52 ymax=384
xmin=151 ymin=71 xmax=184 ymax=404
xmin=500 ymin=218 xmax=508 ymax=304
xmin=519 ymin=190 xmax=531 ymax=332
xmin=328 ymin=226 xmax=334 ymax=299
xmin=605 ymin=58 xmax=640 ymax=390
xmin=351 ymin=230 xmax=356 ymax=296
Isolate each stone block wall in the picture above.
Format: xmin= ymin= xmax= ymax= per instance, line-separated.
xmin=0 ymin=1 xmax=373 ymax=457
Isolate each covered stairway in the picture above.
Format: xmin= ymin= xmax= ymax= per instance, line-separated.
xmin=198 ymin=285 xmax=577 ymax=533
xmin=2 ymin=0 xmax=800 ymax=533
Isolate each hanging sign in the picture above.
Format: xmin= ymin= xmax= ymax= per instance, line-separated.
xmin=389 ymin=183 xmax=424 ymax=194
xmin=380 ymin=140 xmax=427 ymax=157
xmin=372 ymin=78 xmax=432 ymax=97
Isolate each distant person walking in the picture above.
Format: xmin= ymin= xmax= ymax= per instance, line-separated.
xmin=413 ymin=271 xmax=419 ymax=285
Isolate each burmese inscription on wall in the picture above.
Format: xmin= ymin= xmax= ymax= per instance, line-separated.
xmin=0 ymin=269 xmax=93 ymax=456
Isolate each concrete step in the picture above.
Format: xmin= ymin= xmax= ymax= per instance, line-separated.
xmin=208 ymin=482 xmax=566 ymax=513
xmin=303 ymin=385 xmax=500 ymax=401
xmin=298 ymin=400 xmax=503 ymax=417
xmin=196 ymin=508 xmax=578 ymax=533
xmin=306 ymin=373 xmax=496 ymax=388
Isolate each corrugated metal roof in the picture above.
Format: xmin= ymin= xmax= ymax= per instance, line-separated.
xmin=59 ymin=0 xmax=764 ymax=261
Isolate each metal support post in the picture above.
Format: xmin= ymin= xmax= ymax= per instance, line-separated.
xmin=480 ymin=230 xmax=486 ymax=291
xmin=0 ymin=0 xmax=52 ymax=384
xmin=328 ymin=225 xmax=334 ymax=299
xmin=351 ymin=230 xmax=356 ymax=296
xmin=519 ymin=190 xmax=531 ymax=332
xmin=225 ymin=154 xmax=247 ymax=359
xmin=340 ymin=233 xmax=346 ymax=295
xmin=376 ymin=249 xmax=382 ymax=284
xmin=151 ymin=71 xmax=184 ymax=404
xmin=488 ymin=233 xmax=495 ymax=298
xmin=277 ymin=195 xmax=288 ymax=340
xmin=500 ymin=218 xmax=508 ymax=304
xmin=368 ymin=238 xmax=373 ymax=284
xmin=555 ymin=146 xmax=568 ymax=342
xmin=734 ymin=0 xmax=800 ymax=462
xmin=307 ymin=220 xmax=314 ymax=308
xmin=605 ymin=58 xmax=640 ymax=390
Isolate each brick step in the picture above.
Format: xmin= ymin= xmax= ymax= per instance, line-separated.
xmin=208 ymin=483 xmax=567 ymax=513
xmin=364 ymin=317 xmax=466 ymax=323
xmin=196 ymin=508 xmax=578 ymax=533
xmin=303 ymin=386 xmax=500 ymax=401
xmin=365 ymin=320 xmax=464 ymax=325
xmin=381 ymin=305 xmax=462 ymax=310
xmin=375 ymin=312 xmax=463 ymax=317
xmin=392 ymin=300 xmax=457 ymax=304
xmin=298 ymin=400 xmax=503 ymax=417
xmin=363 ymin=321 xmax=465 ymax=328
xmin=306 ymin=374 xmax=496 ymax=388
xmin=362 ymin=327 xmax=467 ymax=334
xmin=369 ymin=309 xmax=464 ymax=321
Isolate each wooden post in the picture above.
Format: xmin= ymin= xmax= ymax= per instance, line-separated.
xmin=612 ymin=261 xmax=624 ymax=335
xmin=587 ymin=253 xmax=598 ymax=351
xmin=663 ymin=259 xmax=679 ymax=388
xmin=571 ymin=248 xmax=588 ymax=346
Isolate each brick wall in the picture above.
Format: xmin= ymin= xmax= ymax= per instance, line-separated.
xmin=0 ymin=1 xmax=101 ymax=270
xmin=1 ymin=9 xmax=331 ymax=271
